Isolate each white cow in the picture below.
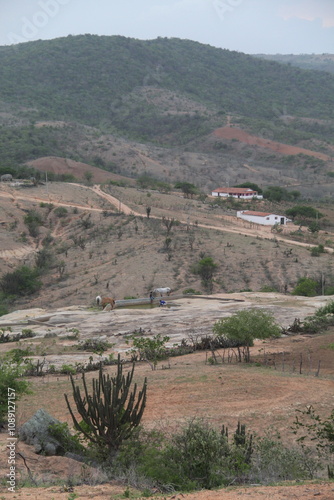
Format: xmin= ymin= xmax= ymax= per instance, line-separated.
xmin=153 ymin=287 xmax=171 ymax=297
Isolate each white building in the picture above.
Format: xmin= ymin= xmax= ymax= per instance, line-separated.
xmin=211 ymin=187 xmax=263 ymax=199
xmin=237 ymin=210 xmax=290 ymax=226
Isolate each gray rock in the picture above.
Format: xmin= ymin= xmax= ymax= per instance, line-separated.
xmin=19 ymin=408 xmax=63 ymax=456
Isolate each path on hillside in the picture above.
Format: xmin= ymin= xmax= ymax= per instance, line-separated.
xmin=0 ymin=184 xmax=333 ymax=261
xmin=88 ymin=185 xmax=333 ymax=254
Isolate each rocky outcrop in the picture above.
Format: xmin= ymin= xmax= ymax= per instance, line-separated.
xmin=19 ymin=409 xmax=63 ymax=456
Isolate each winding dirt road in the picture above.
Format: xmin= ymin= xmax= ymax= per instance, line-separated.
xmin=0 ymin=183 xmax=332 ymax=262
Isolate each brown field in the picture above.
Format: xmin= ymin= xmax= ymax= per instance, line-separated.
xmin=1 ymin=292 xmax=334 ymax=499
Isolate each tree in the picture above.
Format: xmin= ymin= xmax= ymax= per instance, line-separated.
xmin=64 ymin=355 xmax=147 ymax=459
xmin=35 ymin=248 xmax=54 ymax=271
xmin=263 ymin=186 xmax=293 ymax=202
xmin=0 ymin=265 xmax=42 ymax=297
xmin=162 ymin=216 xmax=175 ymax=235
xmin=213 ymin=309 xmax=281 ymax=362
xmin=84 ymin=171 xmax=93 ymax=183
xmin=292 ymin=277 xmax=319 ymax=297
xmin=285 ymin=206 xmax=323 ymax=228
xmin=127 ymin=334 xmax=170 ymax=370
xmin=308 ymin=221 xmax=321 ymax=234
xmin=192 ymin=256 xmax=217 ymax=293
xmin=175 ymin=182 xmax=199 ymax=198
xmin=24 ymin=209 xmax=43 ymax=237
xmin=290 ymin=190 xmax=301 ymax=200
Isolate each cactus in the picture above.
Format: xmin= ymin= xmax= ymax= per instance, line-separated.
xmin=64 ymin=354 xmax=147 ymax=455
xmin=233 ymin=421 xmax=253 ymax=464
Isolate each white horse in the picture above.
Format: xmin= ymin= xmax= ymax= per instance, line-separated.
xmin=153 ymin=287 xmax=171 ymax=297
xmin=96 ymin=295 xmax=116 ymax=309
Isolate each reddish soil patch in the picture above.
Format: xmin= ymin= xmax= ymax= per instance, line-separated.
xmin=26 ymin=156 xmax=134 ymax=184
xmin=213 ymin=126 xmax=331 ymax=161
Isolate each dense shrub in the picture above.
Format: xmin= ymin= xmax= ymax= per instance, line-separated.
xmin=0 ymin=265 xmax=42 ymax=297
xmin=292 ymin=277 xmax=319 ymax=297
xmin=77 ymin=338 xmax=111 ymax=353
xmin=54 ymin=206 xmax=68 ymax=217
xmin=114 ymin=419 xmax=316 ymax=492
xmin=24 ymin=209 xmax=44 ymax=237
xmin=35 ymin=248 xmax=55 ymax=271
xmin=250 ymin=433 xmax=319 ymax=483
xmin=310 ymin=245 xmax=325 ymax=257
xmin=213 ymin=309 xmax=281 ymax=362
xmin=0 ymin=358 xmax=30 ymax=426
xmin=0 ymin=303 xmax=8 ymax=316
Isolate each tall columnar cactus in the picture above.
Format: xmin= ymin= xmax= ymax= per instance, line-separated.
xmin=64 ymin=355 xmax=147 ymax=455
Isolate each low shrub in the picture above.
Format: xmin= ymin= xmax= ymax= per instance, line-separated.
xmin=314 ymin=300 xmax=334 ymax=317
xmin=77 ymin=338 xmax=111 ymax=353
xmin=48 ymin=422 xmax=86 ymax=456
xmin=183 ymin=288 xmax=202 ymax=295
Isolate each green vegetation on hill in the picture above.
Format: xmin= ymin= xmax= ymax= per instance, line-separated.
xmin=236 ymin=115 xmax=334 ymax=148
xmin=0 ymin=125 xmax=67 ymax=167
xmin=254 ymin=53 xmax=334 ymax=74
xmin=0 ymin=35 xmax=333 ymax=136
xmin=0 ymin=35 xmax=334 ymax=196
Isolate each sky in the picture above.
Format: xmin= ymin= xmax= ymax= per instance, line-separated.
xmin=0 ymin=0 xmax=333 ymax=54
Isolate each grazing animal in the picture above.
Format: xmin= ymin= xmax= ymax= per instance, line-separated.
xmin=153 ymin=287 xmax=171 ymax=297
xmin=1 ymin=174 xmax=13 ymax=182
xmin=96 ymin=295 xmax=116 ymax=310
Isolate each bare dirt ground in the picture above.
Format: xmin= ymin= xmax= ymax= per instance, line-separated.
xmin=213 ymin=126 xmax=331 ymax=161
xmin=26 ymin=156 xmax=135 ymax=185
xmin=1 ymin=179 xmax=334 ymax=311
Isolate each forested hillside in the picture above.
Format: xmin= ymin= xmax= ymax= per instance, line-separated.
xmin=0 ymin=35 xmax=334 ymax=197
xmin=253 ymin=53 xmax=334 ymax=74
xmin=0 ymin=35 xmax=334 ymax=129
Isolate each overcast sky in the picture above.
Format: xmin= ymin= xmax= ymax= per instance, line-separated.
xmin=1 ymin=0 xmax=333 ymax=54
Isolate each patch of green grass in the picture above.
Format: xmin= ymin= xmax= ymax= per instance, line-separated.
xmin=320 ymin=343 xmax=334 ymax=350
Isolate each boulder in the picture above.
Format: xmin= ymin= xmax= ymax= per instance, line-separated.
xmin=19 ymin=408 xmax=63 ymax=456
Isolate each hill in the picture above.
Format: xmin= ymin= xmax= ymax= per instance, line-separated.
xmin=1 ymin=180 xmax=334 ymax=312
xmin=0 ymin=36 xmax=334 ymax=198
xmin=1 ymin=36 xmax=334 ymax=124
xmin=253 ymin=53 xmax=334 ymax=74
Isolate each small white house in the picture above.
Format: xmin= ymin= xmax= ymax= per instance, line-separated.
xmin=211 ymin=187 xmax=263 ymax=200
xmin=237 ymin=210 xmax=290 ymax=226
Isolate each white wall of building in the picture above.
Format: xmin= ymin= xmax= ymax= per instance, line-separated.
xmin=237 ymin=211 xmax=289 ymax=226
xmin=212 ymin=191 xmax=263 ymax=199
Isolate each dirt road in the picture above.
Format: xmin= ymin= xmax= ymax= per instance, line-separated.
xmin=0 ymin=183 xmax=332 ymax=262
